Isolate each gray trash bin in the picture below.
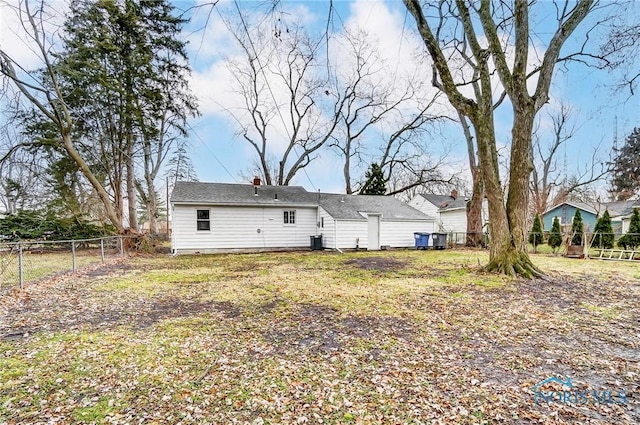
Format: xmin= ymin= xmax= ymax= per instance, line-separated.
xmin=431 ymin=233 xmax=447 ymax=250
xmin=310 ymin=235 xmax=323 ymax=250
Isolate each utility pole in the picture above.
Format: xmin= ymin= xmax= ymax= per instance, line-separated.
xmin=166 ymin=176 xmax=170 ymax=240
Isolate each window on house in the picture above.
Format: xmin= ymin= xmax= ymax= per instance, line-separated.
xmin=284 ymin=210 xmax=296 ymax=225
xmin=554 ymin=216 xmax=563 ymax=226
xmin=197 ymin=209 xmax=210 ymax=231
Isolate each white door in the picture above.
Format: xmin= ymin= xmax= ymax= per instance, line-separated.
xmin=367 ymin=215 xmax=380 ymax=250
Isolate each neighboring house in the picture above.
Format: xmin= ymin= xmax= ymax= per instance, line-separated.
xmin=170 ymin=180 xmax=435 ymax=254
xmin=605 ymin=200 xmax=640 ymax=233
xmin=408 ymin=191 xmax=489 ymax=239
xmin=542 ymin=201 xmax=598 ymax=232
xmin=542 ymin=199 xmax=640 ymax=233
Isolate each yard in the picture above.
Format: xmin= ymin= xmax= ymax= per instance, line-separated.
xmin=0 ymin=250 xmax=638 ymax=424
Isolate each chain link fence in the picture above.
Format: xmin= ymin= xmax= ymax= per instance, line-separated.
xmin=442 ymin=231 xmax=640 ymax=253
xmin=445 ymin=232 xmax=489 ymax=248
xmin=0 ymin=236 xmax=124 ymax=294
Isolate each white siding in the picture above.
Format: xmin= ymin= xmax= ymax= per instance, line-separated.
xmin=380 ymin=220 xmax=434 ymax=248
xmin=621 ymin=218 xmax=630 ymax=234
xmin=317 ymin=207 xmax=336 ymax=249
xmin=439 ymin=209 xmax=467 ymax=232
xmin=335 ymin=220 xmax=367 ymax=249
xmin=408 ymin=196 xmax=440 ymax=220
xmin=172 ymin=204 xmax=317 ymax=253
xmin=332 ymin=219 xmax=435 ymax=249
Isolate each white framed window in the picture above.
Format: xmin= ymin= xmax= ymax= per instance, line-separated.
xmin=554 ymin=216 xmax=563 ymax=226
xmin=196 ymin=209 xmax=210 ymax=231
xmin=284 ymin=210 xmax=296 ymax=225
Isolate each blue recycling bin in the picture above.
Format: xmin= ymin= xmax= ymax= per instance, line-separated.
xmin=414 ymin=232 xmax=430 ymax=250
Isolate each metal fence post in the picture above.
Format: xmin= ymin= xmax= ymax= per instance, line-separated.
xmin=119 ymin=237 xmax=124 ymax=257
xmin=18 ymin=242 xmax=23 ymax=289
xmin=71 ymin=241 xmax=76 ymax=273
xmin=100 ymin=238 xmax=105 ymax=263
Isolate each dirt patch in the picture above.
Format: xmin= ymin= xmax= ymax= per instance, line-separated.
xmin=0 ymin=295 xmax=243 ymax=340
xmin=344 ymin=257 xmax=407 ymax=271
xmin=262 ymin=303 xmax=415 ymax=355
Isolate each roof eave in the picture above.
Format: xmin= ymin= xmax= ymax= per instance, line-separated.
xmin=171 ymin=201 xmax=318 ymax=208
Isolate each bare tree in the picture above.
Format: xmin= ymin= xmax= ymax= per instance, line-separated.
xmin=370 ymin=103 xmax=453 ymax=196
xmin=530 ymin=102 xmax=609 ymax=215
xmin=600 ymin=13 xmax=640 ymax=95
xmin=324 ymin=28 xmax=448 ymax=194
xmin=224 ymin=14 xmax=345 ymax=186
xmin=404 ymin=0 xmax=597 ymax=277
xmin=0 ymin=0 xmax=125 ymax=232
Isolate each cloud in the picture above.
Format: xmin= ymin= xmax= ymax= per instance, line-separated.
xmin=0 ymin=0 xmax=68 ymax=72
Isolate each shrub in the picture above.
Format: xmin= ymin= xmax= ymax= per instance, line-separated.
xmin=528 ymin=213 xmax=544 ymax=252
xmin=548 ymin=217 xmax=563 ymax=253
xmin=593 ymin=209 xmax=614 ymax=249
xmin=570 ymin=209 xmax=584 ymax=245
xmin=0 ymin=210 xmax=114 ymax=242
xmin=621 ymin=208 xmax=640 ymax=249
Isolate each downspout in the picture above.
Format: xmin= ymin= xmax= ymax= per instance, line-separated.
xmin=334 ymin=218 xmax=343 ymax=253
xmin=316 ymin=189 xmax=321 ymax=238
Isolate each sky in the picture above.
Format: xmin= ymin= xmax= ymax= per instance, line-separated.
xmin=1 ymin=0 xmax=639 ymax=197
xmin=175 ymin=0 xmax=639 ymax=196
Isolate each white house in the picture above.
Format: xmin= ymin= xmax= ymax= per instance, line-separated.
xmin=602 ymin=200 xmax=639 ymax=234
xmin=408 ymin=191 xmax=488 ymax=243
xmin=170 ymin=180 xmax=435 ymax=254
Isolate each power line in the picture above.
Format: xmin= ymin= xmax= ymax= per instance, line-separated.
xmin=187 ymin=122 xmax=238 ymax=182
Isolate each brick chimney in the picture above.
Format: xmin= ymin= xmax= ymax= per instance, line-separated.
xmin=451 ymin=189 xmax=458 ymax=200
xmin=253 ymin=176 xmax=261 ymax=186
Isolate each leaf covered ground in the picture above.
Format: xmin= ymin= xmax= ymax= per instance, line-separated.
xmin=0 ymin=250 xmax=638 ymax=424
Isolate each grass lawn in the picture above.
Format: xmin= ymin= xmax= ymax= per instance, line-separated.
xmin=0 ymin=250 xmax=638 ymax=424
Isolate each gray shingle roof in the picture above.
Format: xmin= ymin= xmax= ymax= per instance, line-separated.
xmin=171 ymin=182 xmax=318 ymax=206
xmin=171 ymin=181 xmax=434 ymax=221
xmin=319 ymin=193 xmax=433 ymax=221
xmin=603 ymin=200 xmax=640 ymax=217
xmin=419 ymin=194 xmax=468 ymax=211
xmin=544 ymin=200 xmax=640 ymax=217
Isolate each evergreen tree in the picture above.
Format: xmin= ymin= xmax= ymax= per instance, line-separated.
xmin=53 ymin=0 xmax=197 ymax=232
xmin=593 ymin=209 xmax=614 ymax=249
xmin=548 ymin=216 xmax=563 ymax=253
xmin=570 ymin=209 xmax=584 ymax=245
xmin=359 ymin=163 xmax=387 ymax=195
xmin=620 ymin=207 xmax=640 ymax=249
xmin=610 ymin=128 xmax=640 ymax=200
xmin=528 ymin=213 xmax=544 ymax=252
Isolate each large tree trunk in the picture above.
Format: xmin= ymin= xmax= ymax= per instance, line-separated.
xmin=460 ymin=112 xmax=485 ymax=247
xmin=126 ymin=135 xmax=138 ymax=232
xmin=507 ymin=107 xmax=536 ymax=252
xmin=482 ymin=107 xmax=542 ymax=278
xmin=62 ymin=133 xmax=125 ymax=233
xmin=472 ymin=103 xmax=541 ymax=277
xmin=142 ymin=138 xmax=159 ymax=234
xmin=466 ymin=170 xmax=484 ymax=247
